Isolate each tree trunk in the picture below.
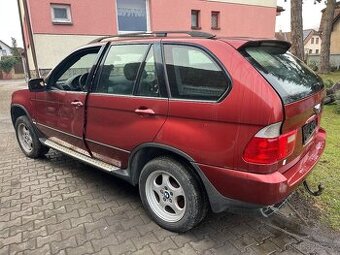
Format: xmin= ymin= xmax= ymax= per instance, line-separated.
xmin=290 ymin=0 xmax=304 ymax=60
xmin=319 ymin=0 xmax=336 ymax=74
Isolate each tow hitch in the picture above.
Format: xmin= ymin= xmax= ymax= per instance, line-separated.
xmin=303 ymin=180 xmax=324 ymax=196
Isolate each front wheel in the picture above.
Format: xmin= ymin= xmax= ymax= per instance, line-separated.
xmin=15 ymin=116 xmax=49 ymax=158
xmin=139 ymin=157 xmax=208 ymax=232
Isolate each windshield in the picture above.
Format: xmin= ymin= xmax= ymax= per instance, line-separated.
xmin=242 ymin=46 xmax=323 ymax=104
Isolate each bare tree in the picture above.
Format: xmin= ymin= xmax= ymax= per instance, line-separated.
xmin=319 ymin=0 xmax=336 ymax=73
xmin=11 ymin=38 xmax=21 ymax=61
xmin=290 ymin=0 xmax=304 ymax=60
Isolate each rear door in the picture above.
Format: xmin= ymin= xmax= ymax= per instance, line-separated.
xmin=241 ymin=43 xmax=325 ymax=170
xmin=86 ymin=42 xmax=169 ymax=168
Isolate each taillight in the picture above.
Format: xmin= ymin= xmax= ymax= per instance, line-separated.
xmin=243 ymin=122 xmax=297 ymax=164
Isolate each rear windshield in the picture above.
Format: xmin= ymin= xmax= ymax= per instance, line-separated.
xmin=241 ymin=46 xmax=323 ymax=104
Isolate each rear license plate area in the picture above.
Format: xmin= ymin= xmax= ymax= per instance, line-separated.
xmin=302 ymin=119 xmax=317 ymax=144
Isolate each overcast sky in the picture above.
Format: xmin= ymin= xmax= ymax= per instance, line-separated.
xmin=276 ymin=0 xmax=327 ymax=32
xmin=0 ymin=0 xmax=22 ymax=47
xmin=0 ymin=0 xmax=329 ymax=47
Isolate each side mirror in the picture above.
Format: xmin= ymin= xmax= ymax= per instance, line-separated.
xmin=28 ymin=78 xmax=46 ymax=92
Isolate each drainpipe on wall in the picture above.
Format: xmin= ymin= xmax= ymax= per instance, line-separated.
xmin=21 ymin=0 xmax=40 ymax=78
xmin=17 ymin=0 xmax=30 ymax=80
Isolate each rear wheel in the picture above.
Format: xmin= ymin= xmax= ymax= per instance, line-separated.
xmin=15 ymin=116 xmax=49 ymax=158
xmin=139 ymin=157 xmax=208 ymax=232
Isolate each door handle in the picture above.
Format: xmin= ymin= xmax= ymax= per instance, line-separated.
xmin=71 ymin=101 xmax=83 ymax=108
xmin=135 ymin=107 xmax=155 ymax=115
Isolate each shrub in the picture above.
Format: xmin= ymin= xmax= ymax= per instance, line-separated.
xmin=308 ymin=61 xmax=318 ymax=71
xmin=330 ymin=65 xmax=338 ymax=72
xmin=0 ymin=56 xmax=18 ymax=73
xmin=323 ymin=79 xmax=335 ymax=88
xmin=334 ymin=91 xmax=340 ymax=114
xmin=335 ymin=103 xmax=340 ymax=114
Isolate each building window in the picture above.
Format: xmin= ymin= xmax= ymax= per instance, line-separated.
xmin=191 ymin=10 xmax=200 ymax=29
xmin=211 ymin=11 xmax=220 ymax=29
xmin=316 ymin=37 xmax=319 ymax=44
xmin=311 ymin=38 xmax=314 ymax=44
xmin=0 ymin=49 xmax=7 ymax=56
xmin=315 ymin=49 xmax=319 ymax=54
xmin=309 ymin=49 xmax=313 ymax=54
xmin=116 ymin=0 xmax=148 ymax=32
xmin=51 ymin=4 xmax=72 ymax=24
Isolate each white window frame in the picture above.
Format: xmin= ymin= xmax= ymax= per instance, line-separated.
xmin=51 ymin=4 xmax=72 ymax=24
xmin=1 ymin=49 xmax=7 ymax=56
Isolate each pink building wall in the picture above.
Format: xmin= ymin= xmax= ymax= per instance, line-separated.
xmin=26 ymin=0 xmax=276 ymax=38
xmin=27 ymin=0 xmax=117 ymax=35
xmin=22 ymin=0 xmax=277 ymax=73
xmin=150 ymin=1 xmax=276 ymax=38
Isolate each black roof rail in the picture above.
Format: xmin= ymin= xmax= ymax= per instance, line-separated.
xmin=88 ymin=31 xmax=216 ymax=44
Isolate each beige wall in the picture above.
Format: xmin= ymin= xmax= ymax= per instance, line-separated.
xmin=32 ymin=34 xmax=104 ymax=70
xmin=305 ymin=35 xmax=322 ymax=55
xmin=26 ymin=47 xmax=35 ymax=74
xmin=18 ymin=0 xmax=37 ymax=78
xmin=331 ymin=21 xmax=340 ymax=54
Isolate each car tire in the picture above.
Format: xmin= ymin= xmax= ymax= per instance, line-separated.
xmin=15 ymin=116 xmax=49 ymax=158
xmin=139 ymin=157 xmax=208 ymax=232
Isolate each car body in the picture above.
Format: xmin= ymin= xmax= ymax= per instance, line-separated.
xmin=11 ymin=31 xmax=326 ymax=232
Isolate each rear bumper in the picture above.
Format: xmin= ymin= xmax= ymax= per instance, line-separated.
xmin=198 ymin=128 xmax=326 ymax=212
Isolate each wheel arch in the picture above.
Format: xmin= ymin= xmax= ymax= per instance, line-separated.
xmin=11 ymin=104 xmax=32 ymax=126
xmin=129 ymin=143 xmax=201 ymax=186
xmin=128 ymin=143 xmax=249 ymax=213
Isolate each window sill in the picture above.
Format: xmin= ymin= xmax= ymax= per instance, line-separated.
xmin=191 ymin=26 xmax=202 ymax=30
xmin=211 ymin=27 xmax=220 ymax=30
xmin=52 ymin=21 xmax=73 ymax=25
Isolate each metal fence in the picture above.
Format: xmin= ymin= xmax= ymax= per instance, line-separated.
xmin=307 ymin=54 xmax=340 ymax=70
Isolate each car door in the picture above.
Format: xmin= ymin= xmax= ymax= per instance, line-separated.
xmin=37 ymin=46 xmax=102 ymax=155
xmin=33 ymin=88 xmax=61 ymax=140
xmin=86 ymin=42 xmax=169 ymax=168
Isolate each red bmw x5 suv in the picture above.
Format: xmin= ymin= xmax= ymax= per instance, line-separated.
xmin=11 ymin=31 xmax=326 ymax=232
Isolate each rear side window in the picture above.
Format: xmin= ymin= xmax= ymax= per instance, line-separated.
xmin=164 ymin=45 xmax=229 ymax=101
xmin=242 ymin=46 xmax=323 ymax=104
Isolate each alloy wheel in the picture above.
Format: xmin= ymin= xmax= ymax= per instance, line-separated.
xmin=145 ymin=170 xmax=186 ymax=222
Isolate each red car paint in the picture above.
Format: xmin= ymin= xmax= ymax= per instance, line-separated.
xmin=11 ymin=35 xmax=326 ymax=210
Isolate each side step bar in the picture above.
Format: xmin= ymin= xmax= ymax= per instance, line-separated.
xmin=42 ymin=139 xmax=121 ymax=173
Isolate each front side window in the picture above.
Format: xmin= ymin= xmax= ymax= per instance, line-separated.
xmin=95 ymin=44 xmax=149 ymax=95
xmin=49 ymin=47 xmax=100 ymax=91
xmin=51 ymin=4 xmax=72 ymax=24
xmin=164 ymin=45 xmax=229 ymax=101
xmin=135 ymin=46 xmax=160 ymax=97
